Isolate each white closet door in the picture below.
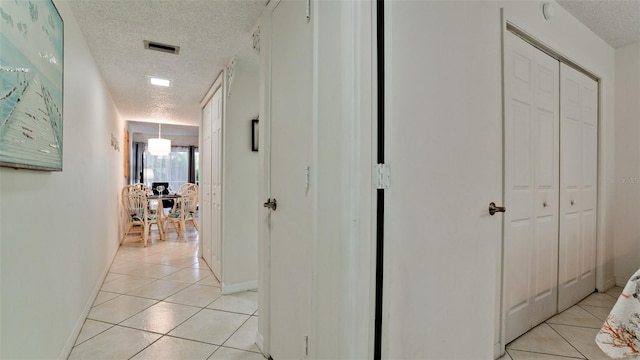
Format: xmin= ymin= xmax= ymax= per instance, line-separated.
xmin=268 ymin=0 xmax=313 ymax=358
xmin=503 ymin=31 xmax=560 ymax=343
xmin=201 ymin=99 xmax=213 ymax=267
xmin=558 ymin=63 xmax=598 ymax=311
xmin=210 ymin=89 xmax=223 ymax=279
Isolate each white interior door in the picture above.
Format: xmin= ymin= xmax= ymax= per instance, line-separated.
xmin=210 ymin=88 xmax=223 ymax=279
xmin=201 ymin=98 xmax=213 ymax=267
xmin=267 ymin=0 xmax=313 ymax=358
xmin=503 ymin=31 xmax=560 ymax=344
xmin=558 ymin=63 xmax=598 ymax=311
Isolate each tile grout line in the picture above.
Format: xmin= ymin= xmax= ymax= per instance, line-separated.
xmin=218 ymin=314 xmax=254 ymax=350
xmin=112 ymin=289 xmax=254 ymax=348
xmin=71 ymin=319 xmax=116 ymax=348
xmin=506 ymin=348 xmax=586 ymax=359
xmin=125 ymin=332 xmax=165 ymax=360
xmin=546 ymin=321 xmax=590 ymax=360
xmin=72 ymin=231 xmax=260 ymax=359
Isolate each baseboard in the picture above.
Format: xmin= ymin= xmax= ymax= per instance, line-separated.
xmin=494 ymin=342 xmax=502 ymax=359
xmin=221 ymin=279 xmax=258 ymax=295
xmin=58 ymin=247 xmax=117 ymax=359
xmin=615 ymin=276 xmax=630 ymax=287
xmin=256 ymin=330 xmax=265 ymax=355
xmin=604 ymin=277 xmax=617 ymax=291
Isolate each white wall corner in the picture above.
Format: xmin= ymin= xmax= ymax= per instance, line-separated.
xmin=494 ymin=342 xmax=503 ymax=360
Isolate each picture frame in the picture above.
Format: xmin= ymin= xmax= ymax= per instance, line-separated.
xmin=251 ymin=119 xmax=259 ymax=152
xmin=0 ymin=0 xmax=64 ymax=171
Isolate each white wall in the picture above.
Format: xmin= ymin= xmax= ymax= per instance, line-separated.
xmin=383 ymin=1 xmax=616 ymax=358
xmin=221 ymin=58 xmax=259 ymax=290
xmin=385 ymin=2 xmax=503 ymax=358
xmin=613 ymin=42 xmax=640 ymax=285
xmin=0 ymin=1 xmax=125 ymax=358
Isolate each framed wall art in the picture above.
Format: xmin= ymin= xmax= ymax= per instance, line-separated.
xmin=0 ymin=0 xmax=64 ymax=171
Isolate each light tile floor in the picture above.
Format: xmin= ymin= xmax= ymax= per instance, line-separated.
xmin=501 ymin=287 xmax=623 ymax=360
xmin=72 ymin=223 xmax=622 ymax=360
xmin=68 ymin=227 xmax=263 ymax=360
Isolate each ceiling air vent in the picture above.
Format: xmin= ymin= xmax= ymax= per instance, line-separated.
xmin=144 ymin=40 xmax=180 ymax=55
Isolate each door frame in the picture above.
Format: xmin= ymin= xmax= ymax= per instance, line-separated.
xmin=256 ymin=1 xmax=274 ymax=355
xmin=498 ymin=13 xmax=604 ymax=356
xmin=256 ymin=0 xmax=377 ymax=358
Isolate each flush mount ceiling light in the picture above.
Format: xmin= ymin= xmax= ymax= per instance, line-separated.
xmin=149 ymin=77 xmax=171 ymax=87
xmin=148 ymin=123 xmax=171 ymax=156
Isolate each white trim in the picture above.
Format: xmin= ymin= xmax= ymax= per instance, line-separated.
xmin=255 ymin=330 xmax=265 ymax=354
xmin=199 ymin=71 xmax=224 ymax=108
xmin=59 ymin=246 xmax=118 ymax=358
xmin=603 ymin=277 xmax=616 ymax=289
xmin=498 ymin=10 xmax=508 ymax=356
xmin=494 ymin=342 xmax=502 ymax=360
xmin=257 ymin=2 xmax=274 ymax=357
xmin=349 ymin=0 xmax=376 ymax=358
xmin=221 ymin=280 xmax=258 ymax=295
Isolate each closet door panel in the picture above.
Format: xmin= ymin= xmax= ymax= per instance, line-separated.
xmin=201 ymin=100 xmax=213 ymax=267
xmin=582 ymin=209 xmax=597 ymax=277
xmin=503 ymin=32 xmax=559 ymax=343
xmin=558 ymin=63 xmax=598 ymax=311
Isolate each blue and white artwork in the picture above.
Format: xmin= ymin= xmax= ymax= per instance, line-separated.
xmin=0 ymin=0 xmax=63 ymax=171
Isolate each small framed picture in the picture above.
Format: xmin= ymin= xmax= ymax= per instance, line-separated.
xmin=251 ymin=119 xmax=259 ymax=152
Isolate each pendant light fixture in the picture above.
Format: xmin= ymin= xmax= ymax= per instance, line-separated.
xmin=148 ymin=123 xmax=171 ymax=155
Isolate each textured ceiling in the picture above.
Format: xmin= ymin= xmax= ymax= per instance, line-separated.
xmin=68 ymin=0 xmax=638 ymax=133
xmin=557 ymin=0 xmax=640 ymax=48
xmin=67 ymin=0 xmax=265 ymax=129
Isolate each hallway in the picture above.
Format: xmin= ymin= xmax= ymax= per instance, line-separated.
xmin=68 ymin=228 xmax=263 ymax=360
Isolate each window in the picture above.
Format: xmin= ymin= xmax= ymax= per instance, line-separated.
xmin=132 ymin=143 xmax=198 ymax=191
xmin=194 ymin=150 xmax=199 ymax=185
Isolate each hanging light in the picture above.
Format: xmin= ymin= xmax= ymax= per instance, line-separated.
xmin=148 ymin=123 xmax=171 ymax=155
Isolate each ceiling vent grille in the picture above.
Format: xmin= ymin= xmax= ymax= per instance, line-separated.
xmin=144 ymin=40 xmax=180 ymax=55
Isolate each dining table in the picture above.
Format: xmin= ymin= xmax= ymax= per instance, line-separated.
xmin=146 ymin=193 xmax=182 ymax=228
xmin=596 ymin=268 xmax=640 ymax=358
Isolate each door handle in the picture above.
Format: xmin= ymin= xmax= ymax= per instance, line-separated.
xmin=489 ymin=202 xmax=506 ymax=216
xmin=263 ymin=198 xmax=277 ymax=211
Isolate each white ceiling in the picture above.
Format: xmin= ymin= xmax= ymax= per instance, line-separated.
xmin=557 ymin=0 xmax=640 ymax=49
xmin=68 ymin=0 xmax=639 ymax=134
xmin=67 ymin=0 xmax=266 ymax=130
